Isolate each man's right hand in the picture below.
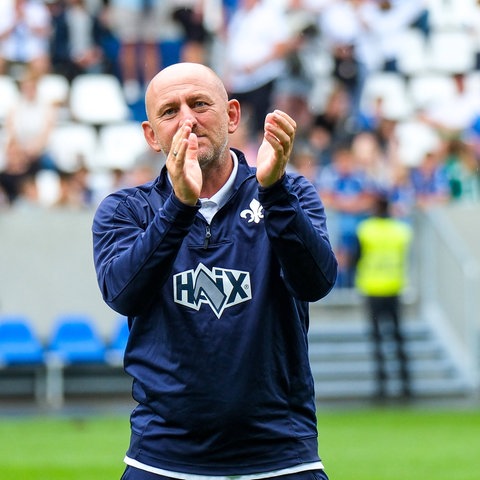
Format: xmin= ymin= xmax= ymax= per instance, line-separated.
xmin=166 ymin=121 xmax=202 ymax=206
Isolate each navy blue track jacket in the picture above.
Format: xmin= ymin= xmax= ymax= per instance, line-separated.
xmin=92 ymin=149 xmax=337 ymax=475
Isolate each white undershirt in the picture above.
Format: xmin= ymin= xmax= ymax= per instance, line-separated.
xmin=198 ymin=151 xmax=239 ymax=224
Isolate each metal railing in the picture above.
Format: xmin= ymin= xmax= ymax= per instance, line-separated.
xmin=418 ymin=205 xmax=480 ymax=392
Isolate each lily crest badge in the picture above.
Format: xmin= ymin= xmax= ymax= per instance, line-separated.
xmin=240 ymin=198 xmax=264 ymax=224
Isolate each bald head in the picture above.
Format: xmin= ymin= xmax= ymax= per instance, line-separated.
xmin=145 ymin=63 xmax=229 ymax=121
xmin=141 ymin=62 xmax=241 ymax=178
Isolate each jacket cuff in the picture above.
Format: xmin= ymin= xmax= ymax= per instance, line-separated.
xmin=161 ymin=193 xmax=200 ymax=226
xmin=258 ymin=174 xmax=289 ymax=207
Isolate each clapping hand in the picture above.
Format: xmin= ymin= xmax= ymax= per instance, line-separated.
xmin=256 ymin=110 xmax=296 ymax=188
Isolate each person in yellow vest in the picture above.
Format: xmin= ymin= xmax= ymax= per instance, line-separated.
xmin=354 ymin=193 xmax=413 ymax=400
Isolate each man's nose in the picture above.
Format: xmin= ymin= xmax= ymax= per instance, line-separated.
xmin=178 ymin=107 xmax=197 ymax=126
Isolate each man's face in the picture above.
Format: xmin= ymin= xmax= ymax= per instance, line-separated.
xmin=144 ymin=72 xmax=237 ymax=171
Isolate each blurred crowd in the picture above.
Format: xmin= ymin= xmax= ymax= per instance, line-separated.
xmin=1 ymin=0 xmax=480 ymax=286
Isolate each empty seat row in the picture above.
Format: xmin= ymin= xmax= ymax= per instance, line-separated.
xmin=360 ymin=70 xmax=480 ymax=120
xmin=46 ymin=120 xmax=149 ymax=172
xmin=0 ymin=73 xmax=131 ymax=126
xmin=0 ymin=314 xmax=129 ymax=368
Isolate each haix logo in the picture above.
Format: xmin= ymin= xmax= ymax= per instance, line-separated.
xmin=173 ymin=264 xmax=252 ymax=318
xmin=240 ymin=198 xmax=264 ymax=224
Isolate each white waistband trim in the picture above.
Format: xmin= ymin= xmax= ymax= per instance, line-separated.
xmin=124 ymin=456 xmax=324 ymax=480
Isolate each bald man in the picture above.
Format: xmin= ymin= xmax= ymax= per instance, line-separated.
xmin=92 ymin=62 xmax=337 ymax=480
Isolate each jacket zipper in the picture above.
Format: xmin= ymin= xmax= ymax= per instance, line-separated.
xmin=203 ymin=224 xmax=211 ymax=249
xmin=200 ymin=169 xmax=254 ymax=249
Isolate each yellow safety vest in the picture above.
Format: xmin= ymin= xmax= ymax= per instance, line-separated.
xmin=355 ymin=217 xmax=413 ymax=296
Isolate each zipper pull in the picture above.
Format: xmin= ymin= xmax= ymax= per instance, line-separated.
xmin=203 ymin=224 xmax=211 ymax=249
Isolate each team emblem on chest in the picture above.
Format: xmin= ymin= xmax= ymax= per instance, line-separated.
xmin=240 ymin=198 xmax=264 ymax=224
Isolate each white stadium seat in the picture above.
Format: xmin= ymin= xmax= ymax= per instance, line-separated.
xmin=37 ymin=74 xmax=70 ymax=106
xmin=69 ymin=74 xmax=130 ymax=125
xmin=93 ymin=121 xmax=149 ymax=171
xmin=407 ymin=73 xmax=457 ymax=111
xmin=426 ymin=30 xmax=476 ymax=74
xmin=396 ymin=29 xmax=429 ymax=77
xmin=394 ymin=120 xmax=441 ymax=167
xmin=47 ymin=122 xmax=98 ymax=172
xmin=35 ymin=170 xmax=61 ymax=207
xmin=360 ymin=72 xmax=413 ymax=120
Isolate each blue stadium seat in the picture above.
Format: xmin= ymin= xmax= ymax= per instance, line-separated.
xmin=0 ymin=315 xmax=44 ymax=365
xmin=47 ymin=315 xmax=106 ymax=364
xmin=106 ymin=316 xmax=129 ymax=366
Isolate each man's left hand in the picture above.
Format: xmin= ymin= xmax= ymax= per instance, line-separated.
xmin=256 ymin=110 xmax=296 ymax=188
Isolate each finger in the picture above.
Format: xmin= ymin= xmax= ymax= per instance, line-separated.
xmin=174 ymin=136 xmax=190 ymax=159
xmin=170 ymin=122 xmax=192 ymax=159
xmin=269 ymin=110 xmax=296 ymax=138
xmin=186 ymin=132 xmax=198 ymax=155
xmin=273 ymin=109 xmax=297 ymax=131
xmin=264 ymin=120 xmax=294 ymax=155
xmin=265 ymin=111 xmax=296 ymax=142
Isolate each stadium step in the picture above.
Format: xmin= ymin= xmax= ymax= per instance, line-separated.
xmin=308 ymin=320 xmax=472 ymax=401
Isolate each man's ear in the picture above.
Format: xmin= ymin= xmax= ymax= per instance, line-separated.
xmin=142 ymin=121 xmax=162 ymax=152
xmin=227 ymin=99 xmax=241 ymax=134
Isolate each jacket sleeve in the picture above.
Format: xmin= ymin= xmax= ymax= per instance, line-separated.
xmin=258 ymin=174 xmax=337 ymax=301
xmin=92 ymin=191 xmax=199 ymax=316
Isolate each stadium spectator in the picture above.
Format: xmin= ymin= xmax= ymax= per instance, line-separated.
xmin=47 ymin=0 xmax=118 ymax=82
xmin=222 ymin=0 xmax=303 ymax=143
xmin=53 ymin=166 xmax=94 ymax=209
xmin=359 ymin=0 xmax=429 ymax=72
xmin=351 ymin=130 xmax=390 ymax=188
xmin=10 ymin=172 xmax=42 ymax=210
xmin=387 ymin=163 xmax=416 ymax=221
xmin=0 ymin=0 xmax=52 ymax=78
xmin=3 ymin=70 xmax=58 ymax=172
xmin=312 ymin=83 xmax=361 ymax=151
xmin=317 ymin=142 xmax=377 ymax=287
xmin=417 ymin=72 xmax=480 ymax=141
xmin=443 ymin=138 xmax=480 ymax=203
xmin=270 ymin=0 xmax=321 ymax=138
xmin=306 ymin=119 xmax=334 ymax=168
xmin=318 ymin=0 xmax=372 ymax=122
xmin=409 ymin=150 xmax=451 ymax=210
xmin=92 ymin=62 xmax=337 ymax=480
xmin=353 ymin=192 xmax=413 ymax=400
xmin=170 ymin=0 xmax=211 ymax=64
xmin=106 ymin=0 xmax=170 ymax=103
xmin=289 ymin=139 xmax=322 ymax=186
xmin=0 ymin=137 xmax=40 ymax=205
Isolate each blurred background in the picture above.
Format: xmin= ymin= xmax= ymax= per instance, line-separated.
xmin=0 ymin=0 xmax=479 ymax=412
